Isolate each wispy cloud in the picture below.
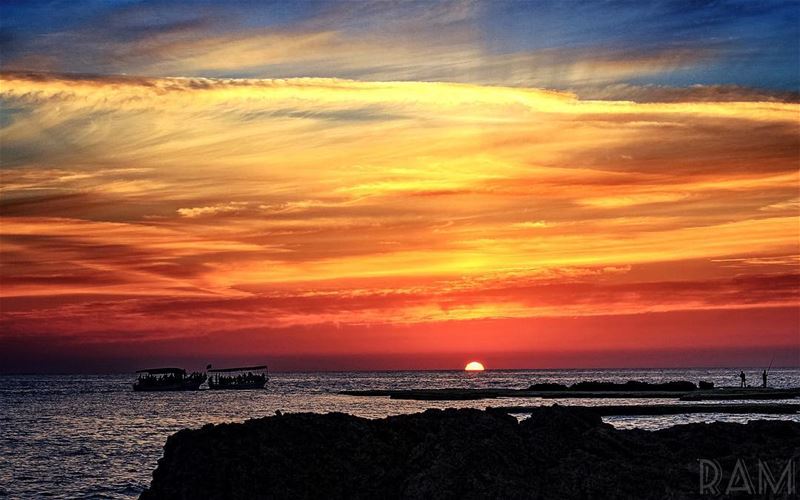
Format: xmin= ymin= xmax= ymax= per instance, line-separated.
xmin=3 ymin=0 xmax=797 ymax=96
xmin=177 ymin=202 xmax=249 ymax=218
xmin=0 ymin=52 xmax=798 ymax=367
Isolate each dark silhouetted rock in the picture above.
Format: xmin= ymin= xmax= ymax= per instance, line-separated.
xmin=570 ymin=380 xmax=697 ymax=392
xmin=343 ymin=381 xmax=800 ymax=401
xmin=140 ymin=406 xmax=800 ymax=500
xmin=526 ymin=382 xmax=567 ymax=391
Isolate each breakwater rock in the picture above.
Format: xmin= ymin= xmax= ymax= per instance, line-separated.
xmin=141 ymin=406 xmax=800 ymax=499
xmin=528 ymin=380 xmax=698 ymax=391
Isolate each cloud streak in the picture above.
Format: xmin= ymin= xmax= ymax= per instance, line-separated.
xmin=2 ymin=0 xmax=797 ymax=96
xmin=0 ymin=68 xmax=798 ymax=367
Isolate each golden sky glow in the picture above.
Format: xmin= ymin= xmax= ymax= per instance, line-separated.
xmin=1 ymin=0 xmax=799 ymax=371
xmin=1 ymin=71 xmax=797 ymax=370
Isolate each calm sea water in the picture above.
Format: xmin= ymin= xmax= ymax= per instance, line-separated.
xmin=1 ymin=368 xmax=798 ymax=499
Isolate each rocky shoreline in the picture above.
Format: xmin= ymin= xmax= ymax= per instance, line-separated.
xmin=497 ymin=403 xmax=800 ymax=415
xmin=140 ymin=406 xmax=800 ymax=499
xmin=340 ymin=381 xmax=800 ymax=401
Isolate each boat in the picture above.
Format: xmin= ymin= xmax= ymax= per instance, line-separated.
xmin=133 ymin=367 xmax=207 ymax=391
xmin=207 ymin=365 xmax=268 ymax=390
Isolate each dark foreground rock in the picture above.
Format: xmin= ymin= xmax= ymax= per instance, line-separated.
xmin=141 ymin=406 xmax=800 ymax=500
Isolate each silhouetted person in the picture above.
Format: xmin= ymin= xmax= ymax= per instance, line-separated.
xmin=762 ymin=370 xmax=767 ymax=388
xmin=739 ymin=371 xmax=746 ymax=388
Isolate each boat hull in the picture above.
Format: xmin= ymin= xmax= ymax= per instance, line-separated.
xmin=133 ymin=378 xmax=206 ymax=392
xmin=208 ymin=379 xmax=268 ymax=390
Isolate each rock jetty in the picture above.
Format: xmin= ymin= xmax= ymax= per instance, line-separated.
xmin=140 ymin=406 xmax=800 ymax=499
xmin=340 ymin=380 xmax=800 ymax=401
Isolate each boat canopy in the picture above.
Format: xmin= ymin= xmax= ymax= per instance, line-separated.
xmin=136 ymin=367 xmax=186 ymax=374
xmin=208 ymin=365 xmax=267 ymax=373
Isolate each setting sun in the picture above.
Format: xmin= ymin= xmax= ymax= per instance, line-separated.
xmin=464 ymin=361 xmax=485 ymax=372
xmin=0 ymin=1 xmax=798 ymax=375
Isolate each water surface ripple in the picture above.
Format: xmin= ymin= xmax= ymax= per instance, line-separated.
xmin=2 ymin=368 xmax=798 ymax=498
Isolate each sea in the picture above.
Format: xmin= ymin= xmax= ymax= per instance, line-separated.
xmin=1 ymin=368 xmax=799 ymax=499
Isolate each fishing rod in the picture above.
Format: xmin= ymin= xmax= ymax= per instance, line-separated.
xmin=761 ymin=355 xmax=775 ymax=388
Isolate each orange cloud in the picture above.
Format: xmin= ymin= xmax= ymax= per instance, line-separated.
xmin=1 ymin=73 xmax=798 ymax=367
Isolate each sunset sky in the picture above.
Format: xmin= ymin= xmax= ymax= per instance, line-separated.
xmin=1 ymin=0 xmax=798 ymax=372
